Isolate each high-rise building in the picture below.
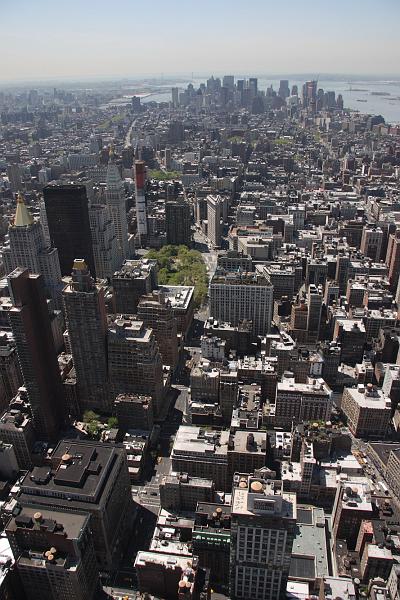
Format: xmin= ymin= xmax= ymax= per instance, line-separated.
xmin=386 ymin=230 xmax=400 ymax=292
xmin=89 ymin=203 xmax=121 ymax=279
xmin=165 ymin=199 xmax=192 ymax=246
xmin=108 ymin=317 xmax=164 ymax=417
xmin=223 ymin=75 xmax=234 ymax=90
xmin=17 ymin=440 xmax=134 ymax=572
xmin=114 ymin=393 xmax=154 ymax=432
xmin=134 ymin=160 xmax=148 ymax=244
xmin=360 ymin=225 xmax=383 ymax=261
xmin=8 ymin=268 xmax=66 ymax=440
xmin=62 ymin=260 xmax=110 ymax=413
xmin=137 ymin=291 xmax=179 ymax=370
xmin=230 ymin=474 xmax=296 ymax=600
xmin=0 ymin=333 xmax=22 ymax=412
xmin=171 ymin=87 xmax=179 ymax=108
xmin=278 ymin=80 xmax=290 ymax=99
xmin=302 ymin=80 xmax=317 ymax=109
xmin=210 ymin=269 xmax=274 ymax=336
xmin=332 ymin=481 xmax=373 ymax=550
xmin=112 ymin=258 xmax=158 ymax=314
xmin=7 ymin=164 xmax=21 ymax=192
xmin=0 ymin=400 xmax=35 ymax=471
xmin=207 ymin=195 xmax=223 ymax=248
xmin=43 ymin=183 xmax=96 ymax=278
xmin=307 ymin=284 xmax=323 ymax=341
xmin=3 ymin=194 xmax=63 ymax=309
xmin=160 ymin=472 xmax=215 ymax=512
xmin=106 ymin=148 xmax=129 ymax=262
xmin=6 ymin=506 xmax=101 ymax=600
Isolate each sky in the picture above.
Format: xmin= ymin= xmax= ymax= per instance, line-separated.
xmin=1 ymin=0 xmax=400 ymax=82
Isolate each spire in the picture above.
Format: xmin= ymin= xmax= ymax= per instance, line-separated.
xmin=14 ymin=193 xmax=34 ymax=227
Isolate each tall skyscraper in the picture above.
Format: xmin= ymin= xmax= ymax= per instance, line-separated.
xmin=106 ymin=147 xmax=129 ymax=262
xmin=89 ymin=203 xmax=121 ymax=279
xmin=135 ymin=160 xmax=148 ymax=244
xmin=3 ymin=194 xmax=63 ymax=309
xmin=8 ymin=268 xmax=66 ymax=440
xmin=307 ymin=284 xmax=323 ymax=341
xmin=108 ymin=317 xmax=164 ymax=417
xmin=278 ymin=80 xmax=290 ymax=99
xmin=165 ymin=199 xmax=192 ymax=246
xmin=171 ymin=87 xmax=179 ymax=108
xmin=63 ymin=260 xmax=110 ymax=413
xmin=230 ymin=474 xmax=296 ymax=600
xmin=43 ymin=183 xmax=96 ymax=278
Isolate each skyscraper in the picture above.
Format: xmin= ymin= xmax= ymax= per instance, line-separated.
xmin=165 ymin=199 xmax=192 ymax=246
xmin=8 ymin=268 xmax=66 ymax=440
xmin=89 ymin=203 xmax=121 ymax=279
xmin=108 ymin=317 xmax=164 ymax=417
xmin=3 ymin=194 xmax=63 ymax=309
xmin=230 ymin=474 xmax=296 ymax=600
xmin=135 ymin=160 xmax=148 ymax=244
xmin=106 ymin=147 xmax=129 ymax=262
xmin=62 ymin=260 xmax=110 ymax=413
xmin=43 ymin=183 xmax=96 ymax=278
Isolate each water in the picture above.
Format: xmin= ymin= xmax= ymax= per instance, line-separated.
xmin=143 ymin=77 xmax=400 ymax=124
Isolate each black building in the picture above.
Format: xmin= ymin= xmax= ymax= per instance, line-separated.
xmin=43 ymin=183 xmax=96 ymax=278
xmin=165 ymin=199 xmax=192 ymax=246
xmin=7 ymin=268 xmax=66 ymax=440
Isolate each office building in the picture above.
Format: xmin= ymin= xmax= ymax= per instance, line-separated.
xmin=275 ymin=375 xmax=332 ymax=428
xmin=230 ymin=474 xmax=296 ymax=600
xmin=135 ymin=552 xmax=201 ymax=600
xmin=6 ymin=506 xmax=100 ymax=600
xmin=0 ymin=333 xmax=22 ymax=412
xmin=360 ymin=225 xmax=383 ymax=261
xmin=278 ymin=80 xmax=290 ymax=99
xmin=227 ymin=431 xmax=267 ymax=482
xmin=341 ymin=383 xmax=391 ymax=438
xmin=0 ymin=402 xmax=35 ymax=471
xmin=112 ymin=258 xmax=158 ymax=314
xmin=108 ymin=317 xmax=164 ymax=417
xmin=62 ymin=260 xmax=110 ymax=413
xmin=210 ymin=269 xmax=274 ymax=336
xmin=134 ymin=160 xmax=148 ymax=244
xmin=386 ymin=230 xmax=400 ymax=292
xmin=159 ymin=472 xmax=215 ymax=512
xmin=137 ymin=291 xmax=179 ymax=370
xmin=18 ymin=440 xmax=135 ymax=571
xmin=165 ymin=199 xmax=192 ymax=246
xmin=207 ymin=195 xmax=223 ymax=247
xmin=43 ymin=183 xmax=96 ymax=278
xmin=171 ymin=87 xmax=179 ymax=108
xmin=3 ymin=193 xmax=63 ymax=309
xmin=193 ymin=503 xmax=231 ymax=591
xmin=158 ymin=285 xmax=194 ymax=338
xmin=0 ymin=441 xmax=19 ymax=479
xmin=114 ymin=393 xmax=154 ymax=432
xmin=106 ymin=147 xmax=129 ymax=261
xmin=89 ymin=203 xmax=121 ymax=279
xmin=8 ymin=269 xmax=65 ymax=440
xmin=334 ymin=319 xmax=366 ymax=366
xmin=171 ymin=425 xmax=229 ymax=491
xmin=332 ymin=481 xmax=373 ymax=550
xmin=306 ymin=284 xmax=322 ymax=341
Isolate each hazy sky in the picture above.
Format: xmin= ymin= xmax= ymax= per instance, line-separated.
xmin=2 ymin=0 xmax=400 ymax=82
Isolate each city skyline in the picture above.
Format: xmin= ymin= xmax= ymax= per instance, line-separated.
xmin=2 ymin=0 xmax=400 ymax=82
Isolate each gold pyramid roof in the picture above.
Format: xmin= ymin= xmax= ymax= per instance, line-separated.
xmin=14 ymin=193 xmax=34 ymax=227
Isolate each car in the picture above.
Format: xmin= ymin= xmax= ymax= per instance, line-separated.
xmin=150 ymin=492 xmax=158 ymax=497
xmin=141 ymin=490 xmax=147 ymax=495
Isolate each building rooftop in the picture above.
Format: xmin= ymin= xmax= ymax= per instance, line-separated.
xmin=345 ymin=384 xmax=391 ymax=410
xmin=172 ymin=426 xmax=229 ymax=458
xmin=232 ymin=474 xmax=296 ymax=518
xmin=20 ymin=440 xmax=121 ymax=504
